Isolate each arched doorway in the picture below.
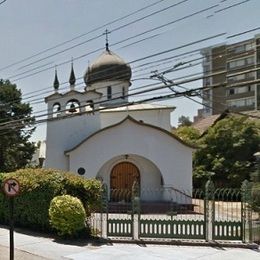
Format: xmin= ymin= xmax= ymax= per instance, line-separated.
xmin=110 ymin=162 xmax=140 ymax=202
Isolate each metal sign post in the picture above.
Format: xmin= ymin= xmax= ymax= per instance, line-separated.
xmin=2 ymin=178 xmax=20 ymax=260
xmin=9 ymin=197 xmax=14 ymax=260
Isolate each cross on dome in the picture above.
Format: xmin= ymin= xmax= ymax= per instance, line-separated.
xmin=103 ymin=29 xmax=111 ymax=51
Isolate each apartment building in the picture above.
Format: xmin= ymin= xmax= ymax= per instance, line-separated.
xmin=199 ymin=34 xmax=260 ymax=118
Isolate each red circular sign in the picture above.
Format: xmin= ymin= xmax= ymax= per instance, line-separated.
xmin=3 ymin=178 xmax=20 ymax=197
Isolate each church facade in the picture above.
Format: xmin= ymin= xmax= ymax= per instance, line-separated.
xmin=44 ymin=43 xmax=194 ymax=202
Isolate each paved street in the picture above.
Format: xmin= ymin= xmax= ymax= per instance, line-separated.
xmin=0 ymin=226 xmax=259 ymax=260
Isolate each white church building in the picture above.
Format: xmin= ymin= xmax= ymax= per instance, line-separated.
xmin=44 ymin=42 xmax=194 ymax=202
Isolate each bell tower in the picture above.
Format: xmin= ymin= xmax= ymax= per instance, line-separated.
xmin=44 ymin=65 xmax=102 ymax=170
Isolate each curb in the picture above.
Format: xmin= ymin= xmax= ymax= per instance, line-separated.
xmin=101 ymin=238 xmax=259 ymax=249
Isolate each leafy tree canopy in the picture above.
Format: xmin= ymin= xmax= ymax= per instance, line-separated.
xmin=174 ymin=126 xmax=200 ymax=145
xmin=0 ymin=79 xmax=35 ymax=172
xmin=193 ymin=115 xmax=260 ymax=188
xmin=178 ymin=115 xmax=192 ymax=127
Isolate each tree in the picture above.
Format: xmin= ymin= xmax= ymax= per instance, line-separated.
xmin=193 ymin=116 xmax=260 ymax=188
xmin=0 ymin=79 xmax=35 ymax=172
xmin=174 ymin=126 xmax=200 ymax=145
xmin=178 ymin=115 xmax=192 ymax=127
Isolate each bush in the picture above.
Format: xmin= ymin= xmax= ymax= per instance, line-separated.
xmin=49 ymin=195 xmax=86 ymax=237
xmin=0 ymin=168 xmax=102 ymax=232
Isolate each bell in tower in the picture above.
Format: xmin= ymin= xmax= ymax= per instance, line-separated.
xmin=69 ymin=103 xmax=77 ymax=113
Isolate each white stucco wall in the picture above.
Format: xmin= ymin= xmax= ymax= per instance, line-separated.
xmin=100 ymin=109 xmax=173 ymax=131
xmin=67 ymin=118 xmax=193 ymax=193
xmin=44 ymin=88 xmax=103 ymax=170
xmin=45 ymin=114 xmax=101 ymax=170
xmin=89 ymin=80 xmax=130 ymax=106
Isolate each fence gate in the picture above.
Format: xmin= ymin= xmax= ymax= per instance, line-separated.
xmin=205 ymin=180 xmax=252 ymax=242
xmin=103 ymin=184 xmax=136 ymax=238
xmin=139 ymin=188 xmax=206 ymax=240
xmin=90 ymin=181 xmax=254 ymax=243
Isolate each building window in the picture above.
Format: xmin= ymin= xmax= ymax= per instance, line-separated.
xmin=246 ymin=56 xmax=254 ymax=65
xmin=107 ymin=86 xmax=112 ymax=100
xmin=205 ymin=54 xmax=210 ymax=62
xmin=227 ymin=71 xmax=254 ymax=82
xmin=227 ymin=56 xmax=254 ymax=70
xmin=230 ymin=43 xmax=253 ymax=54
xmin=122 ymin=87 xmax=125 ymax=99
xmin=203 ymin=65 xmax=210 ymax=74
xmin=227 ymin=97 xmax=255 ymax=108
xmin=226 ymin=85 xmax=255 ymax=96
xmin=203 ymin=89 xmax=210 ymax=100
xmin=233 ymin=45 xmax=244 ymax=53
xmin=248 ymin=85 xmax=255 ymax=92
xmin=227 ymin=73 xmax=245 ymax=82
xmin=228 ymin=89 xmax=235 ymax=95
xmin=228 ymin=59 xmax=244 ymax=69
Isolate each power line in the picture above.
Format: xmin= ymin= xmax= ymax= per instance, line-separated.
xmin=2 ymin=0 xmax=257 ymax=91
xmin=0 ymin=0 xmax=7 ymax=5
xmin=227 ymin=26 xmax=260 ymax=39
xmin=8 ymin=2 xmax=219 ymax=81
xmin=10 ymin=0 xmax=253 ymax=77
xmin=1 ymin=55 xmax=256 ymax=123
xmin=1 ymin=29 xmax=260 ymax=115
xmin=2 ymin=42 xmax=259 ymax=113
xmin=110 ymin=0 xmax=190 ymax=34
xmin=214 ymin=0 xmax=251 ymax=13
xmin=1 ymin=67 xmax=260 ymax=131
xmin=0 ymin=0 xmax=165 ymax=72
xmin=8 ymin=31 xmax=223 ymax=84
xmin=7 ymin=47 xmax=201 ymax=103
xmin=13 ymin=0 xmax=191 ymax=72
xmin=1 ymin=78 xmax=260 ymax=136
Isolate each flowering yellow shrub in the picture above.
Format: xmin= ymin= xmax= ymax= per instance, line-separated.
xmin=49 ymin=195 xmax=86 ymax=237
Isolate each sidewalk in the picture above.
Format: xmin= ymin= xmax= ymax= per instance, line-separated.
xmin=0 ymin=245 xmax=48 ymax=260
xmin=0 ymin=226 xmax=259 ymax=260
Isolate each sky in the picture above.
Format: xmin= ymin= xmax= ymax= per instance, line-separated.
xmin=0 ymin=0 xmax=259 ymax=141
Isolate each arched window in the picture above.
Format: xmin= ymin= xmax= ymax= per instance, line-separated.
xmin=52 ymin=103 xmax=61 ymax=117
xmin=85 ymin=100 xmax=94 ymax=112
xmin=107 ymin=86 xmax=112 ymax=100
xmin=66 ymin=99 xmax=80 ymax=114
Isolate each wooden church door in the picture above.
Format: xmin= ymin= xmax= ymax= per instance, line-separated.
xmin=110 ymin=162 xmax=140 ymax=202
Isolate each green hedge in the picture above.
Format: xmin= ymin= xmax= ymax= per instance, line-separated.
xmin=0 ymin=168 xmax=102 ymax=232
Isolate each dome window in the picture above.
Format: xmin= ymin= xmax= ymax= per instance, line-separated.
xmin=122 ymin=87 xmax=125 ymax=99
xmin=107 ymin=86 xmax=112 ymax=100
